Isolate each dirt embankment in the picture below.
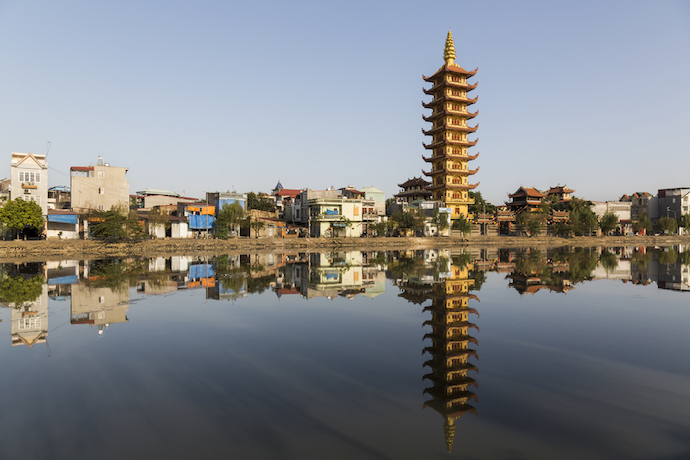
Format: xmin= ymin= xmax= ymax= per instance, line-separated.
xmin=1 ymin=235 xmax=689 ymax=262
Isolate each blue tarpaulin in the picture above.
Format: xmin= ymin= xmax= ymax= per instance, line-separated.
xmin=47 ymin=214 xmax=78 ymax=224
xmin=189 ymin=264 xmax=214 ymax=279
xmin=325 ymin=209 xmax=339 ymax=215
xmin=188 ymin=214 xmax=215 ymax=229
xmin=48 ymin=275 xmax=79 ymax=285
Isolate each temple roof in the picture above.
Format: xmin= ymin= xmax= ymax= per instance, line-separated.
xmin=546 ymin=185 xmax=575 ymax=195
xmin=397 ymin=177 xmax=430 ymax=188
xmin=508 ymin=187 xmax=547 ymax=198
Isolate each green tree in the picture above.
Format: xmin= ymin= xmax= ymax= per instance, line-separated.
xmin=516 ymin=211 xmax=546 ymax=236
xmin=391 ymin=210 xmax=417 ymax=235
xmin=552 ymin=221 xmax=573 ymax=237
xmin=632 ymin=215 xmax=653 ymax=235
xmin=248 ymin=217 xmax=266 ymax=238
xmin=568 ymin=199 xmax=597 ymax=236
xmin=431 ymin=209 xmax=449 ymax=235
xmin=452 ymin=214 xmax=472 ymax=236
xmin=598 ymin=212 xmax=619 ymax=235
xmin=656 ymin=216 xmax=677 ymax=234
xmin=0 ymin=198 xmax=44 ymax=239
xmin=216 ymin=202 xmax=245 ymax=239
xmin=247 ymin=192 xmax=275 ymax=212
xmin=678 ymin=214 xmax=690 ymax=232
xmin=370 ymin=221 xmax=387 ymax=237
xmin=90 ymin=208 xmax=127 ymax=239
xmin=468 ymin=191 xmax=497 ymax=216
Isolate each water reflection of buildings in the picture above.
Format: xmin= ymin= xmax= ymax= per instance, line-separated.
xmin=275 ymin=251 xmax=385 ymax=300
xmin=11 ymin=283 xmax=49 ymax=347
xmin=399 ymin=251 xmax=479 ymax=452
xmin=0 ymin=263 xmax=49 ymax=348
xmin=71 ymin=260 xmax=130 ymax=335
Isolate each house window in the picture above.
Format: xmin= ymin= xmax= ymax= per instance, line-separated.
xmin=19 ymin=171 xmax=41 ymax=183
xmin=97 ymin=204 xmax=105 ymax=211
xmin=98 ymin=171 xmax=105 ymax=178
xmin=99 ymin=187 xmax=105 ymax=194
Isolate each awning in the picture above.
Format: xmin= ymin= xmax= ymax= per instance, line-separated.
xmin=47 ymin=214 xmax=78 ymax=224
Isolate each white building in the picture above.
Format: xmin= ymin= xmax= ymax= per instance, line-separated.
xmin=10 ymin=152 xmax=48 ymax=216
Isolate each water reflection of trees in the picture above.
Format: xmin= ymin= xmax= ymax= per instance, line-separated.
xmin=0 ymin=273 xmax=45 ymax=306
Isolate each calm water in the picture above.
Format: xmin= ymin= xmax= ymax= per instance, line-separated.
xmin=1 ymin=247 xmax=689 ymax=460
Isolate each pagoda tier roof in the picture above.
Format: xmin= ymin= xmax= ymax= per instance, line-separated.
xmin=423 ymin=333 xmax=479 ymax=345
xmin=422 ymin=358 xmax=479 ymax=373
xmin=423 ymin=138 xmax=479 ymax=149
xmin=423 ymin=166 xmax=479 ymax=177
xmin=422 ymin=360 xmax=478 ymax=373
xmin=397 ymin=177 xmax=430 ymax=188
xmin=422 ymin=400 xmax=478 ymax=420
xmin=423 ymin=389 xmax=478 ymax=405
xmin=508 ymin=187 xmax=547 ymax=198
xmin=423 ymin=80 xmax=478 ymax=95
xmin=423 ymin=374 xmax=478 ymax=388
xmin=423 ymin=321 xmax=478 ymax=331
xmin=422 ymin=94 xmax=478 ymax=109
xmin=422 ymin=123 xmax=478 ymax=136
xmin=427 ymin=182 xmax=480 ymax=191
xmin=423 ymin=109 xmax=478 ymax=123
xmin=423 ymin=306 xmax=479 ymax=315
xmin=423 ymin=64 xmax=478 ymax=82
xmin=423 ymin=346 xmax=478 ymax=360
xmin=422 ymin=152 xmax=480 ymax=163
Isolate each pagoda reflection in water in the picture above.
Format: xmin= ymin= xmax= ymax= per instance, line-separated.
xmin=421 ymin=254 xmax=479 ymax=453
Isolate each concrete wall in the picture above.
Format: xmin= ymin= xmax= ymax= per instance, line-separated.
xmin=71 ymin=164 xmax=129 ymax=213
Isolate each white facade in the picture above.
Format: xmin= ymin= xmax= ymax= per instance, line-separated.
xmin=10 ymin=152 xmax=48 ymax=216
xmin=308 ymin=198 xmax=364 ymax=237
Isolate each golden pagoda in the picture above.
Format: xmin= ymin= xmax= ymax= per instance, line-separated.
xmin=422 ymin=30 xmax=479 ymax=221
xmin=422 ymin=256 xmax=479 ymax=453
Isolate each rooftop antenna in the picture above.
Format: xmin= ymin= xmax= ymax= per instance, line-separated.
xmin=45 ymin=141 xmax=51 ymax=157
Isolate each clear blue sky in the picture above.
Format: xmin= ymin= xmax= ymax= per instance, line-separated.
xmin=1 ymin=0 xmax=689 ymax=205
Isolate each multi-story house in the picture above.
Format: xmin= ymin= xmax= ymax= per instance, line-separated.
xmin=308 ymin=195 xmax=364 ymax=237
xmin=10 ymin=152 xmax=48 ymax=216
xmin=656 ymin=188 xmax=690 ymax=221
xmin=70 ymin=156 xmax=130 ymax=214
xmin=620 ymin=192 xmax=655 ymax=221
xmin=288 ymin=188 xmax=340 ymax=226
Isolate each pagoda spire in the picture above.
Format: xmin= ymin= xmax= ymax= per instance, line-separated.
xmin=444 ymin=418 xmax=456 ymax=453
xmin=444 ymin=30 xmax=456 ymax=66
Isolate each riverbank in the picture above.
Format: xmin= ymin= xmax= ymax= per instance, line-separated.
xmin=1 ymin=235 xmax=690 ymax=262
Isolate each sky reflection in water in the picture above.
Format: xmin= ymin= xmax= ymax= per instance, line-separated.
xmin=0 ymin=248 xmax=689 ymax=460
